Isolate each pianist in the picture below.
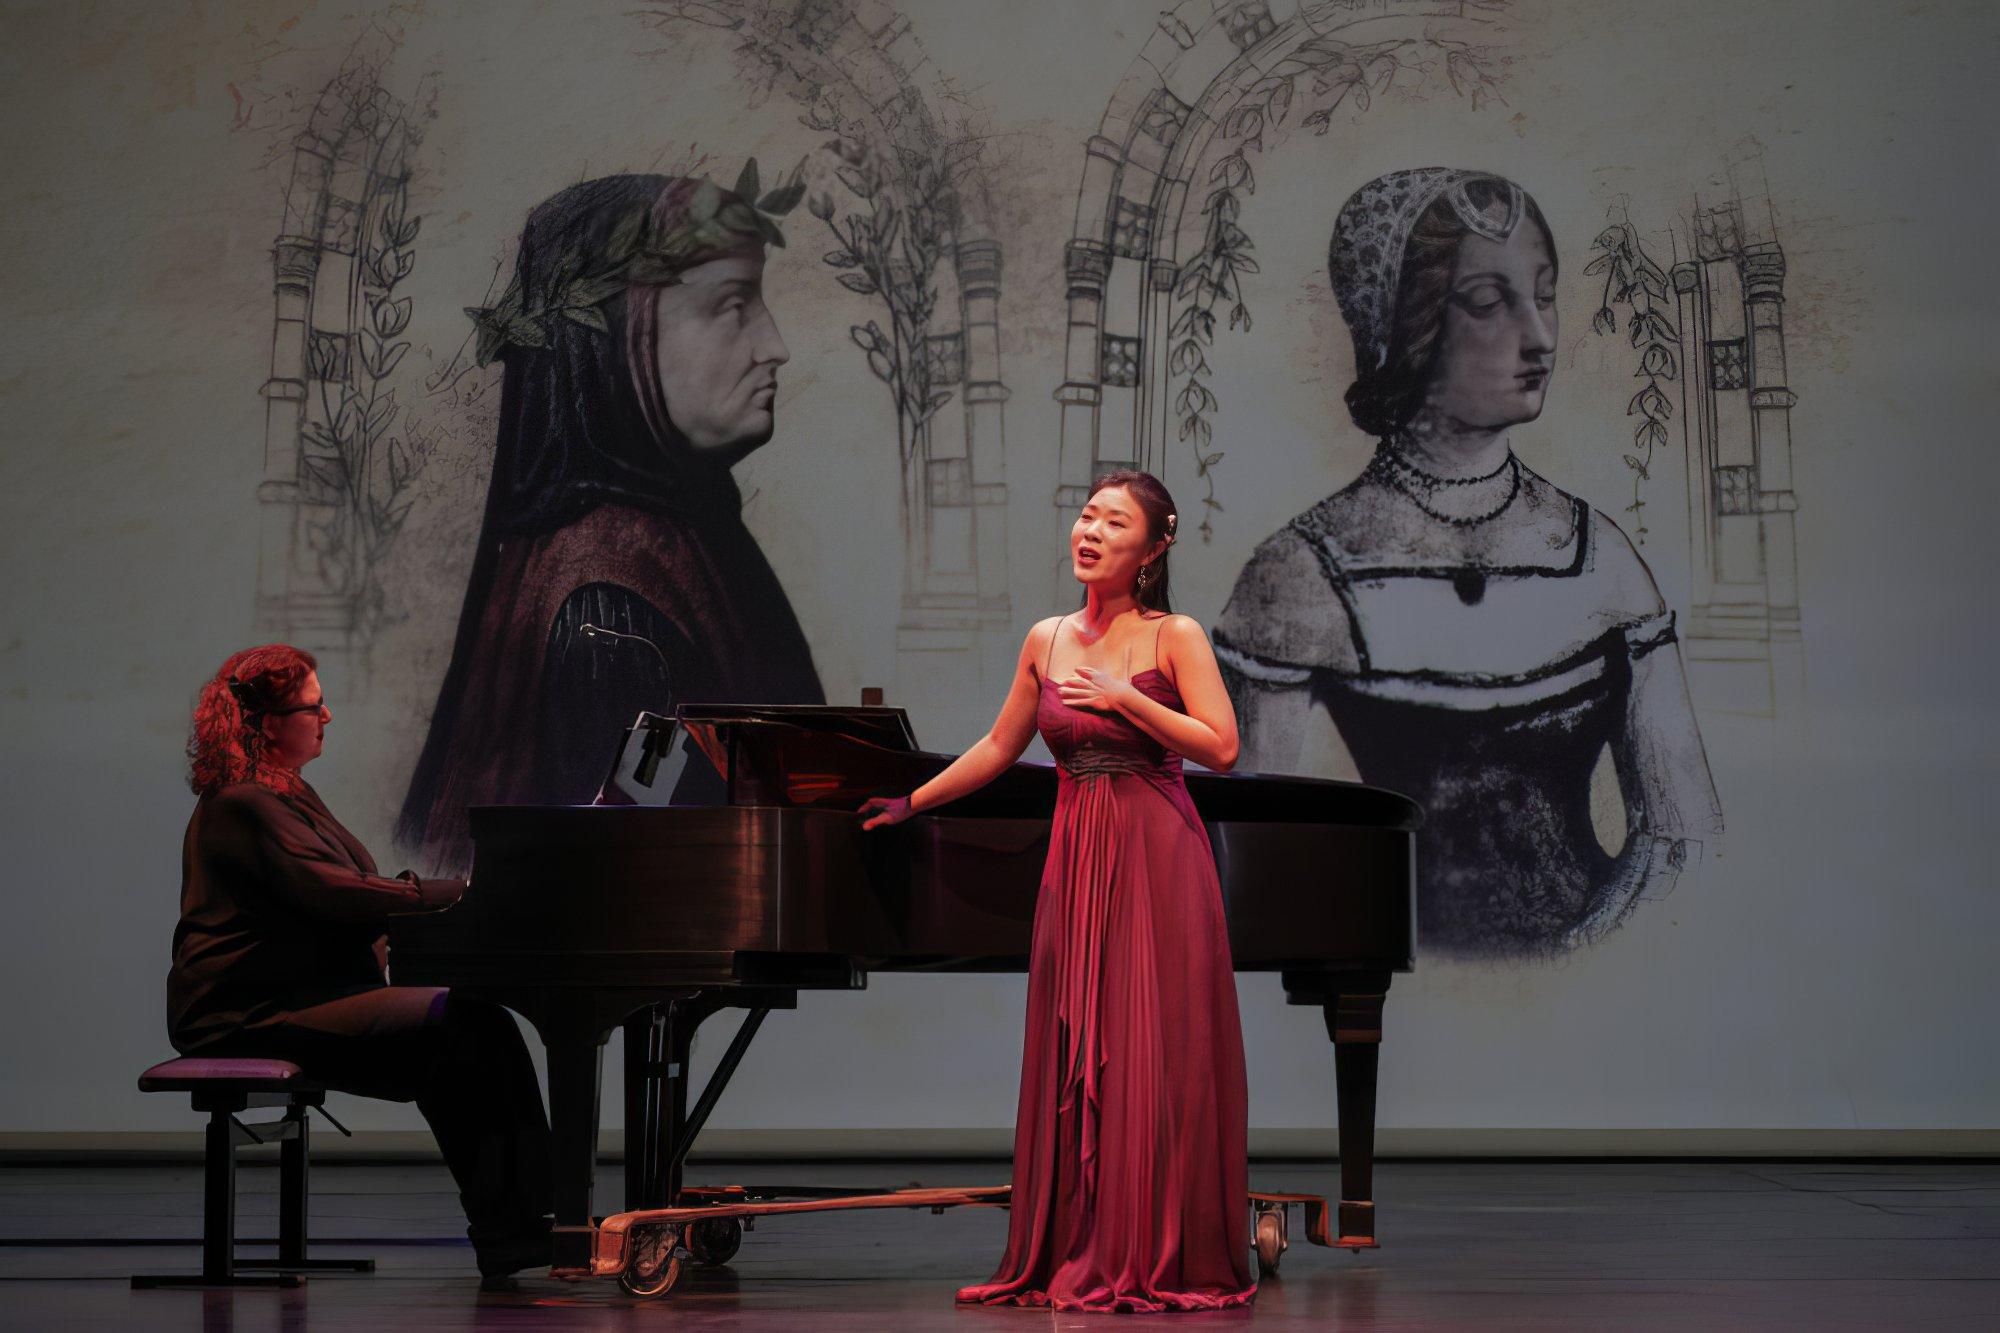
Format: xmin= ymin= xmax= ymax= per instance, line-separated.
xmin=169 ymin=644 xmax=554 ymax=1279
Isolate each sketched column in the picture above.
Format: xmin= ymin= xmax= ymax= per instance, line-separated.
xmin=256 ymin=125 xmax=338 ymax=646
xmin=1679 ymin=227 xmax=1764 ymax=708
xmin=1107 ymin=82 xmax=1199 ymax=479
xmin=957 ymin=239 xmax=1012 ymax=622
xmin=1741 ymin=244 xmax=1803 ymax=705
xmin=905 ymin=255 xmax=971 ymax=608
xmin=1672 ymin=205 xmax=1805 ymax=714
xmin=1054 ymin=137 xmax=1118 ymax=513
xmin=1671 ymin=260 xmax=1715 ymax=635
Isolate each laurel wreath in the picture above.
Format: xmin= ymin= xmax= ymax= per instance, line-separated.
xmin=466 ymin=158 xmax=807 ymax=366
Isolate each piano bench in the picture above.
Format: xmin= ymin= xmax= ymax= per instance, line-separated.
xmin=130 ymin=1058 xmax=375 ymax=1289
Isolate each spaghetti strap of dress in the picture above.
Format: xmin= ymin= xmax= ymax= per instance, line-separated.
xmin=1044 ymin=613 xmax=1068 ymax=682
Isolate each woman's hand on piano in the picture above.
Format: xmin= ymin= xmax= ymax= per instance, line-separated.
xmin=858 ymin=795 xmax=915 ymax=830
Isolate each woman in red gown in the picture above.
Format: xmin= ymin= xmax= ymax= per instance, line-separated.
xmin=862 ymin=470 xmax=1256 ymax=1312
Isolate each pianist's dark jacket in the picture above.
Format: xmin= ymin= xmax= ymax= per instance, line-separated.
xmin=169 ymin=782 xmax=463 ymax=1053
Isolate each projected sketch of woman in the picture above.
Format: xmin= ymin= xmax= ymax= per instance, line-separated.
xmin=1213 ymin=168 xmax=1721 ymax=961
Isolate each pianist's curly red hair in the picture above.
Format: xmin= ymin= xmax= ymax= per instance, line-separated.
xmin=187 ymin=645 xmax=318 ymax=797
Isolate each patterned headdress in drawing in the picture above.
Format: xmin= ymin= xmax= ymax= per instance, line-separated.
xmin=1328 ymin=167 xmax=1528 ymax=373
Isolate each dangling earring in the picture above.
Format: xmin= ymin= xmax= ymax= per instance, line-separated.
xmin=1135 ymin=562 xmax=1152 ymax=591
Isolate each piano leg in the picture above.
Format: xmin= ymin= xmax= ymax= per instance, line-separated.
xmin=1323 ymin=971 xmax=1392 ymax=1249
xmin=659 ymin=999 xmax=701 ymax=1208
xmin=623 ymin=997 xmax=723 ymax=1211
xmin=654 ymin=993 xmax=759 ymax=1207
xmin=623 ymin=1009 xmax=665 ymax=1212
xmin=538 ymin=1022 xmax=607 ymax=1274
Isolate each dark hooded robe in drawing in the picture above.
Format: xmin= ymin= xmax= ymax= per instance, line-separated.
xmin=398 ymin=175 xmax=823 ymax=872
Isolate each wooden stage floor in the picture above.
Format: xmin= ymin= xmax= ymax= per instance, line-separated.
xmin=2 ymin=1158 xmax=1995 ymax=1329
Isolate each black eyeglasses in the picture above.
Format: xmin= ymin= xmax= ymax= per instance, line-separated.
xmin=263 ymin=699 xmax=329 ymax=717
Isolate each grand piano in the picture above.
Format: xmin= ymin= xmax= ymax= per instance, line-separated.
xmin=389 ymin=704 xmax=1419 ymax=1273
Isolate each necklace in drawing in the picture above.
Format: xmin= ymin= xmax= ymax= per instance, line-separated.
xmin=1371 ymin=446 xmax=1522 ymax=527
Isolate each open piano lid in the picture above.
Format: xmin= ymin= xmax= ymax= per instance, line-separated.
xmin=676 ymin=704 xmax=921 ymax=807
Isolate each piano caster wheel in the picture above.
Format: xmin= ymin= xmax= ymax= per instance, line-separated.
xmin=1253 ymin=1204 xmax=1289 ymax=1277
xmin=619 ymin=1223 xmax=685 ymax=1298
xmin=687 ymin=1216 xmax=743 ymax=1267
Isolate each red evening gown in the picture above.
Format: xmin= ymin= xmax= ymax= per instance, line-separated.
xmin=955 ymin=619 xmax=1256 ymax=1312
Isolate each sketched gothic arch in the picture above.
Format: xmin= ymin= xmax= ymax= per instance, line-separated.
xmin=255 ymin=64 xmax=424 ymax=671
xmin=1053 ymin=0 xmax=1508 ymax=553
xmin=639 ymin=1 xmax=1013 ymax=673
xmin=782 ymin=20 xmax=1012 ymax=634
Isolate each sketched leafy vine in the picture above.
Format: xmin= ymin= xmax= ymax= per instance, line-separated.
xmin=1586 ymin=205 xmax=1680 ymax=541
xmin=301 ymin=171 xmax=427 ymax=649
xmin=1173 ymin=28 xmax=1505 ymax=539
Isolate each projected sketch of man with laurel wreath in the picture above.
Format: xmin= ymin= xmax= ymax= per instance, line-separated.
xmin=1214 ymin=168 xmax=1722 ymax=962
xmin=397 ymin=166 xmax=826 ymax=871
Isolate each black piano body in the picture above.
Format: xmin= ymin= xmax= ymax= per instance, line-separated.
xmin=390 ymin=705 xmax=1419 ymax=1271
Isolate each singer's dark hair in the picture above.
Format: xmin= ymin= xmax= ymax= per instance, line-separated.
xmin=187 ymin=644 xmax=317 ymax=796
xmin=1085 ymin=469 xmax=1177 ymax=614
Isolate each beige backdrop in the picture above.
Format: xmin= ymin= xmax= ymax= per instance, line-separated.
xmin=2 ymin=0 xmax=1995 ymax=1149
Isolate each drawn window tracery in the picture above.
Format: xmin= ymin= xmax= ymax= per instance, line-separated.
xmin=1708 ymin=339 xmax=1748 ymax=391
xmin=926 ymin=331 xmax=965 ymax=386
xmin=306 ymin=331 xmax=354 ymax=386
xmin=928 ymin=457 xmax=970 ymax=506
xmin=1100 ymin=333 xmax=1142 ymax=389
xmin=1138 ymin=88 xmax=1191 ymax=148
xmin=1110 ymin=198 xmax=1155 ymax=259
xmin=1714 ymin=465 xmax=1756 ymax=516
xmin=1221 ymin=1 xmax=1277 ymax=52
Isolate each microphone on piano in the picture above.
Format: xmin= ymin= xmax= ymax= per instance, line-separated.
xmin=582 ymin=625 xmax=681 ymax=806
xmin=580 ymin=622 xmax=670 ymax=674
